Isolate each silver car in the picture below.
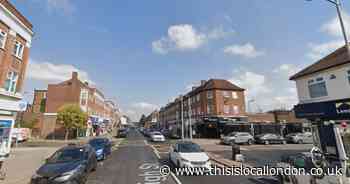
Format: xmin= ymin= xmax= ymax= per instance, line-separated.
xmin=285 ymin=132 xmax=313 ymax=144
xmin=221 ymin=132 xmax=254 ymax=145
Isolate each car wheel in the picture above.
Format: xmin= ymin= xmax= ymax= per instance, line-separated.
xmin=247 ymin=139 xmax=253 ymax=145
xmin=264 ymin=140 xmax=269 ymax=145
xmin=297 ymin=140 xmax=303 ymax=144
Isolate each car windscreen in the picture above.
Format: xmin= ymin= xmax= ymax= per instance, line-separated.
xmin=48 ymin=148 xmax=84 ymax=163
xmin=228 ymin=132 xmax=237 ymax=136
xmin=178 ymin=143 xmax=202 ymax=153
xmin=89 ymin=139 xmax=106 ymax=147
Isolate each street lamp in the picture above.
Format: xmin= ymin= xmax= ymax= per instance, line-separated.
xmin=307 ymin=0 xmax=349 ymax=46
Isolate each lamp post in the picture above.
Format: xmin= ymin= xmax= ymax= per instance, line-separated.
xmin=308 ymin=0 xmax=348 ymax=46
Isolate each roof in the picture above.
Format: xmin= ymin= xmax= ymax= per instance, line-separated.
xmin=290 ymin=45 xmax=350 ymax=80
xmin=0 ymin=0 xmax=33 ymax=31
xmin=188 ymin=79 xmax=244 ymax=96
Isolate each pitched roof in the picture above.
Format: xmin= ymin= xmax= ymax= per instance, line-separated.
xmin=188 ymin=79 xmax=244 ymax=96
xmin=290 ymin=45 xmax=350 ymax=80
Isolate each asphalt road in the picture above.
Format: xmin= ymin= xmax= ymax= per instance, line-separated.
xmin=86 ymin=130 xmax=177 ymax=184
xmin=86 ymin=129 xmax=280 ymax=184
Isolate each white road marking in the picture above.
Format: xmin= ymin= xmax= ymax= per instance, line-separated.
xmin=170 ymin=171 xmax=182 ymax=184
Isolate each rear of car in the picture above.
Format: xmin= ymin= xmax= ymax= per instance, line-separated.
xmin=150 ymin=132 xmax=165 ymax=142
xmin=89 ymin=138 xmax=112 ymax=161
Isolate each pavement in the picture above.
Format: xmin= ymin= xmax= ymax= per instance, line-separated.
xmin=192 ymin=138 xmax=313 ymax=167
xmin=2 ymin=147 xmax=58 ymax=184
xmin=1 ymin=134 xmax=123 ymax=184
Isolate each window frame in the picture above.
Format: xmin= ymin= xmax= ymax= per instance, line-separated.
xmin=207 ymin=91 xmax=213 ymax=99
xmin=4 ymin=71 xmax=18 ymax=93
xmin=13 ymin=40 xmax=24 ymax=59
xmin=0 ymin=30 xmax=7 ymax=49
xmin=308 ymin=77 xmax=328 ymax=99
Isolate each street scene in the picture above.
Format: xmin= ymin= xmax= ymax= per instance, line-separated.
xmin=1 ymin=0 xmax=350 ymax=184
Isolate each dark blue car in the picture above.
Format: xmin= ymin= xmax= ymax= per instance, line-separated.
xmin=88 ymin=138 xmax=112 ymax=161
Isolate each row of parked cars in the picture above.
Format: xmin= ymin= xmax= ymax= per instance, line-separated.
xmin=31 ymin=137 xmax=113 ymax=184
xmin=221 ymin=132 xmax=313 ymax=145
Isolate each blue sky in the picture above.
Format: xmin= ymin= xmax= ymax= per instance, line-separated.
xmin=11 ymin=0 xmax=350 ymax=121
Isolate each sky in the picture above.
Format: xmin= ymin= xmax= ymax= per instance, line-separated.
xmin=10 ymin=0 xmax=350 ymax=121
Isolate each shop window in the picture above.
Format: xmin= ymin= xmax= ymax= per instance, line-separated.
xmin=224 ymin=105 xmax=230 ymax=114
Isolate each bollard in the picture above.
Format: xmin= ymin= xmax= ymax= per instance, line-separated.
xmin=231 ymin=143 xmax=240 ymax=161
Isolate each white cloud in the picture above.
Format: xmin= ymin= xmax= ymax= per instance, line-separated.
xmin=27 ymin=59 xmax=93 ymax=84
xmin=152 ymin=24 xmax=235 ymax=54
xmin=224 ymin=43 xmax=265 ymax=59
xmin=273 ymin=64 xmax=301 ymax=77
xmin=307 ymin=40 xmax=343 ymax=60
xmin=124 ymin=102 xmax=159 ymax=121
xmin=47 ymin=0 xmax=75 ymax=15
xmin=230 ymin=71 xmax=270 ymax=98
xmin=229 ymin=65 xmax=300 ymax=112
xmin=131 ymin=102 xmax=159 ymax=110
xmin=321 ymin=12 xmax=350 ymax=38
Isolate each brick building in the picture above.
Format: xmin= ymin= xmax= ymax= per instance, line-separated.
xmin=158 ymin=79 xmax=246 ymax=137
xmin=0 ymin=0 xmax=33 ymax=155
xmin=28 ymin=72 xmax=120 ymax=139
xmin=32 ymin=89 xmax=47 ymax=113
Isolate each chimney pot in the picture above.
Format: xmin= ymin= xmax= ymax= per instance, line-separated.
xmin=72 ymin=72 xmax=78 ymax=80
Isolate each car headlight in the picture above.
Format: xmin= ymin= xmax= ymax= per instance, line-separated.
xmin=96 ymin=149 xmax=103 ymax=155
xmin=31 ymin=172 xmax=42 ymax=179
xmin=181 ymin=158 xmax=190 ymax=162
xmin=53 ymin=165 xmax=83 ymax=182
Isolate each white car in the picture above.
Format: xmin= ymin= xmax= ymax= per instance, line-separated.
xmin=221 ymin=132 xmax=254 ymax=145
xmin=150 ymin=132 xmax=165 ymax=142
xmin=169 ymin=141 xmax=211 ymax=170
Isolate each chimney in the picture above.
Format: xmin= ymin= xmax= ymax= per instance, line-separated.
xmin=201 ymin=80 xmax=206 ymax=85
xmin=72 ymin=72 xmax=78 ymax=80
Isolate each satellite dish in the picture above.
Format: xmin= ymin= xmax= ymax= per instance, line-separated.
xmin=18 ymin=100 xmax=28 ymax=112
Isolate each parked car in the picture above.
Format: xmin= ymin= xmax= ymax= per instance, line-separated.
xmin=31 ymin=144 xmax=97 ymax=184
xmin=169 ymin=141 xmax=211 ymax=171
xmin=160 ymin=129 xmax=170 ymax=138
xmin=285 ymin=132 xmax=313 ymax=144
xmin=11 ymin=128 xmax=30 ymax=142
xmin=150 ymin=131 xmax=166 ymax=142
xmin=255 ymin=133 xmax=286 ymax=144
xmin=117 ymin=128 xmax=128 ymax=138
xmin=88 ymin=138 xmax=112 ymax=160
xmin=221 ymin=132 xmax=254 ymax=145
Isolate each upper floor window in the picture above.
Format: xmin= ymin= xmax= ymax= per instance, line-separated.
xmin=207 ymin=105 xmax=213 ymax=114
xmin=4 ymin=71 xmax=18 ymax=93
xmin=207 ymin=91 xmax=213 ymax=99
xmin=13 ymin=41 xmax=24 ymax=59
xmin=222 ymin=91 xmax=230 ymax=98
xmin=223 ymin=105 xmax=230 ymax=114
xmin=232 ymin=92 xmax=238 ymax=99
xmin=0 ymin=30 xmax=7 ymax=49
xmin=196 ymin=94 xmax=200 ymax=102
xmin=233 ymin=105 xmax=239 ymax=114
xmin=308 ymin=77 xmax=328 ymax=98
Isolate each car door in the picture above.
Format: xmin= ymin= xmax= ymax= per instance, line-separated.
xmin=304 ymin=133 xmax=313 ymax=144
xmin=169 ymin=144 xmax=177 ymax=164
xmin=269 ymin=134 xmax=278 ymax=144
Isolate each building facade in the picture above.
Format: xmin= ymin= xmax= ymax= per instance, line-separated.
xmin=291 ymin=45 xmax=350 ymax=121
xmin=0 ymin=0 xmax=33 ymax=157
xmin=158 ymin=79 xmax=246 ymax=137
xmin=29 ymin=72 xmax=120 ymax=138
